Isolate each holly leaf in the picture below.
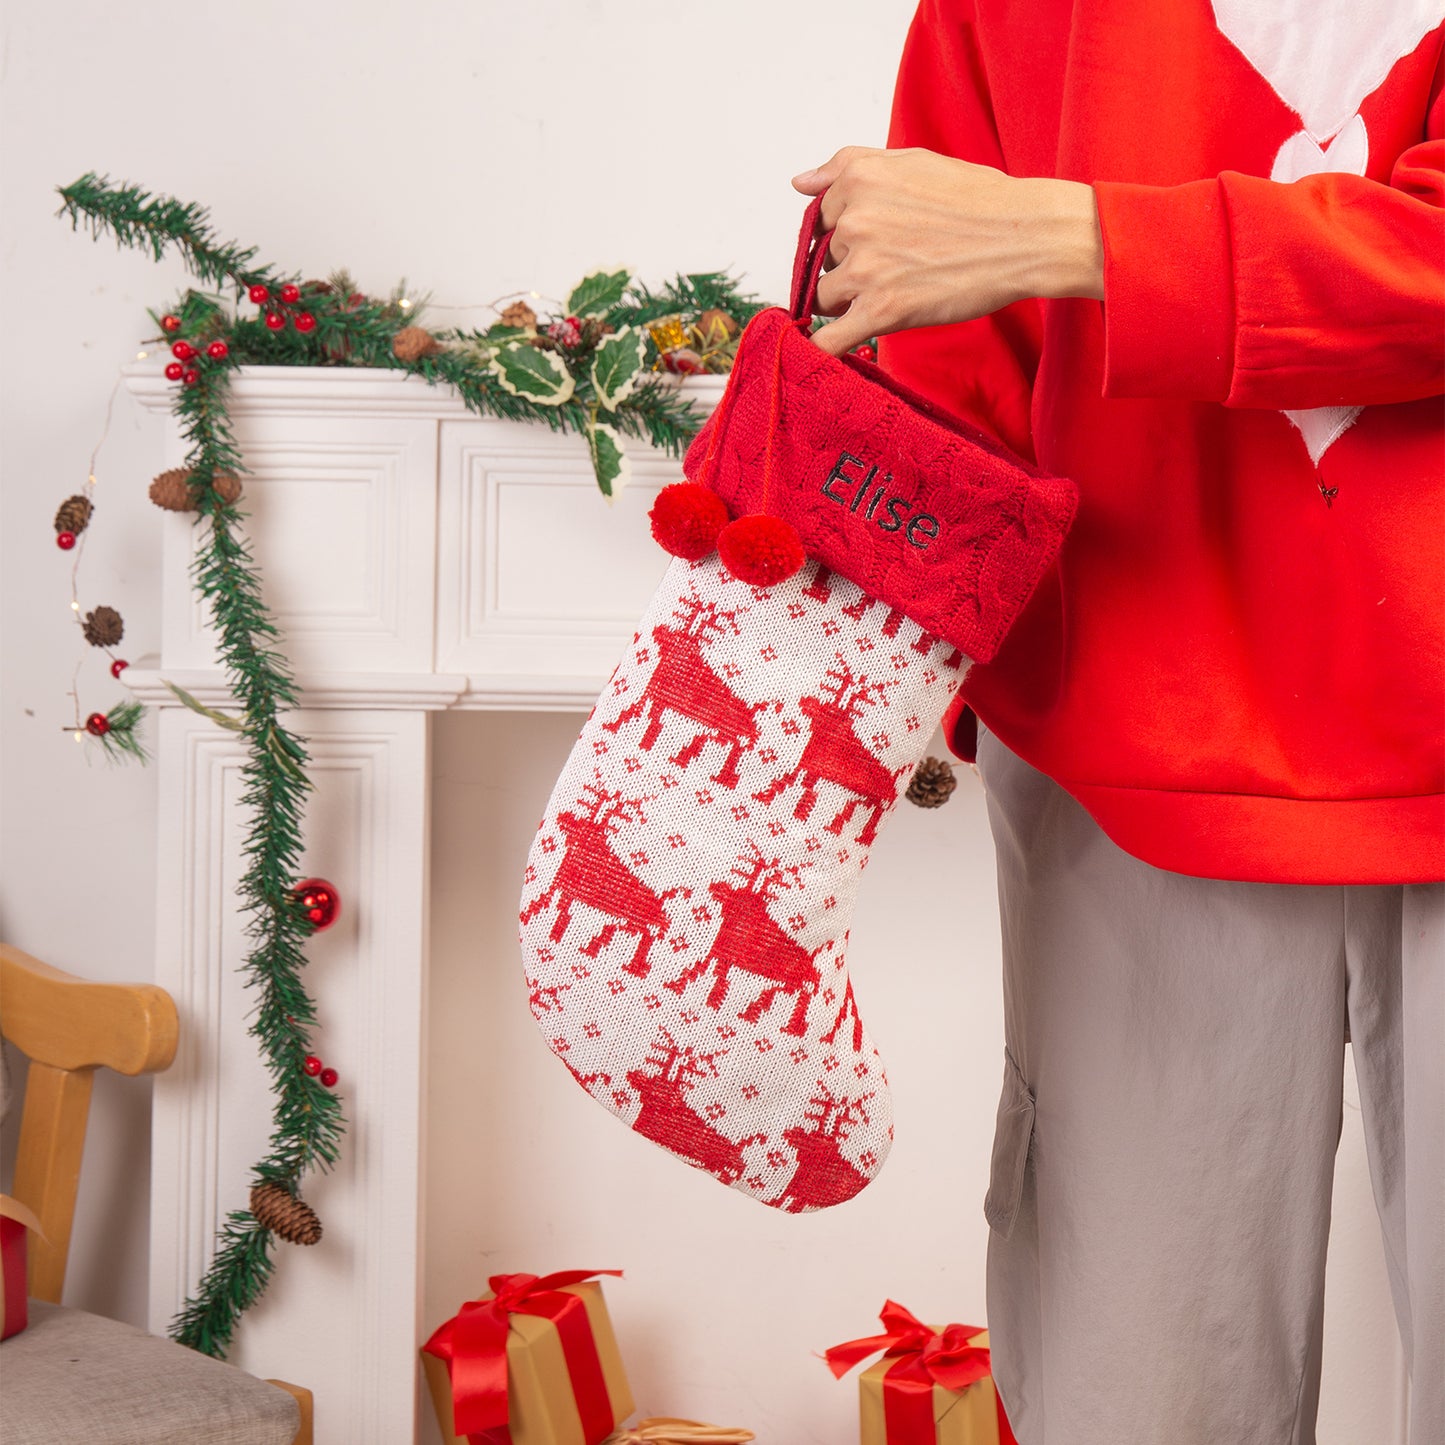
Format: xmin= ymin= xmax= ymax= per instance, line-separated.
xmin=483 ymin=322 xmax=528 ymax=341
xmin=589 ymin=326 xmax=647 ymax=412
xmin=585 ymin=417 xmax=630 ymax=499
xmin=489 ymin=342 xmax=575 ymax=406
xmin=567 ymin=267 xmax=632 ymax=318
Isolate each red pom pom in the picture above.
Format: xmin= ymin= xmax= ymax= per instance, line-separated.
xmin=716 ymin=513 xmax=806 ymax=586
xmin=648 ymin=481 xmax=729 ymax=561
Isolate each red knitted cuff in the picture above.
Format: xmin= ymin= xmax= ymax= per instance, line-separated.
xmin=683 ymin=309 xmax=1077 ymax=666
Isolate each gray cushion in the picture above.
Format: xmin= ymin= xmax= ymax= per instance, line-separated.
xmin=0 ymin=1301 xmax=299 ymax=1445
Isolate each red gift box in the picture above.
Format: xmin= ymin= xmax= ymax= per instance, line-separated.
xmin=421 ymin=1269 xmax=633 ymax=1445
xmin=1 ymin=1194 xmax=44 ymax=1340
xmin=826 ymin=1300 xmax=1017 ymax=1445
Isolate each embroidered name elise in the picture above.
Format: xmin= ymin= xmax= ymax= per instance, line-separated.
xmin=821 ymin=452 xmax=941 ymax=551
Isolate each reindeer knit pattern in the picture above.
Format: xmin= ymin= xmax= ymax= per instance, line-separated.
xmin=519 ymin=553 xmax=967 ymax=1211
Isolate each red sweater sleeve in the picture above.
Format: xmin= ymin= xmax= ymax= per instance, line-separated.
xmin=879 ymin=0 xmax=1043 ymax=461
xmin=1095 ymin=57 xmax=1445 ymax=409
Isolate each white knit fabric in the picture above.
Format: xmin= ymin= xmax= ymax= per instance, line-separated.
xmin=519 ymin=554 xmax=967 ymax=1210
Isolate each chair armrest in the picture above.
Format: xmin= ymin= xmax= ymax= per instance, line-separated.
xmin=267 ymin=1380 xmax=315 ymax=1445
xmin=0 ymin=943 xmax=178 ymax=1075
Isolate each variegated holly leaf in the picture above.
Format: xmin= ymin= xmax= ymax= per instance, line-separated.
xmin=567 ymin=267 xmax=632 ymax=318
xmin=589 ymin=326 xmax=647 ymax=412
xmin=585 ymin=417 xmax=629 ymax=498
xmin=489 ymin=342 xmax=575 ymax=406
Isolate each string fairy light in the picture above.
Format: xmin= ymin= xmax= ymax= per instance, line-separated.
xmin=57 ymin=365 xmax=142 ymax=757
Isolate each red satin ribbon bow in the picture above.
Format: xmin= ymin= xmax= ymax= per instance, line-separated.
xmin=423 ymin=1269 xmax=623 ymax=1442
xmin=825 ymin=1300 xmax=1014 ymax=1445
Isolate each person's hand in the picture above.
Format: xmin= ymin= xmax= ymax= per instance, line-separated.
xmin=791 ymin=145 xmax=1104 ymax=356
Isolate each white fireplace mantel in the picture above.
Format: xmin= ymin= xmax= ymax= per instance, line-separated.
xmin=123 ymin=363 xmax=722 ymax=1444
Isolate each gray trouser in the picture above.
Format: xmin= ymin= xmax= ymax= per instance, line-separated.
xmin=975 ymin=722 xmax=1444 ymax=1445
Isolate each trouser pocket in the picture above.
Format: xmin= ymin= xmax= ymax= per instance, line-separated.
xmin=984 ymin=1045 xmax=1036 ymax=1240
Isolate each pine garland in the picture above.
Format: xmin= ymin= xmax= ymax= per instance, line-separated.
xmin=55 ymin=172 xmax=767 ymax=1358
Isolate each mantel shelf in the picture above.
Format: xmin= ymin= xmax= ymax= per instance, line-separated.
xmin=123 ymin=658 xmax=603 ymax=712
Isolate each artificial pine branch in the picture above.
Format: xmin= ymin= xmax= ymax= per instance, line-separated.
xmin=159 ymin=366 xmax=343 ymax=1357
xmin=94 ymin=700 xmax=149 ymax=763
xmin=616 ymin=270 xmax=765 ymax=329
xmin=58 ymin=173 xmax=276 ymax=297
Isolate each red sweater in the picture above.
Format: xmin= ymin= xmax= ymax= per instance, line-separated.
xmin=881 ymin=0 xmax=1445 ymax=884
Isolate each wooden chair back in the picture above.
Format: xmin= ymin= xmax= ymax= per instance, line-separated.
xmin=0 ymin=941 xmax=314 ymax=1444
xmin=0 ymin=941 xmax=178 ymax=1300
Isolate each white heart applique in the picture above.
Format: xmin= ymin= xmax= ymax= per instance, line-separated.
xmin=1270 ymin=113 xmax=1371 ymax=465
xmin=1212 ymin=0 xmax=1443 ymax=143
xmin=1212 ymin=0 xmax=1443 ymax=468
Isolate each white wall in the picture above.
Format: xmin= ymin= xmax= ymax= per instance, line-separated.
xmin=0 ymin=2 xmax=1404 ymax=1440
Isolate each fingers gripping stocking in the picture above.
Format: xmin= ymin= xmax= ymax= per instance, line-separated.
xmin=520 ymin=554 xmax=966 ymax=1210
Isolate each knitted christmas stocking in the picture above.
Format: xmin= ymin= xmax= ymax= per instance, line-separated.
xmin=521 ymin=555 xmax=965 ymax=1211
xmin=518 ymin=197 xmax=1076 ymax=1211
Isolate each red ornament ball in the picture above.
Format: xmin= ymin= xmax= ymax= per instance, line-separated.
xmin=182 ymin=368 xmax=201 ymax=387
xmin=248 ymin=284 xmax=270 ymax=304
xmin=161 ymin=314 xmax=182 ymax=333
xmin=264 ymin=311 xmax=287 ymax=331
xmin=280 ymin=283 xmax=301 ymax=305
xmin=716 ymin=513 xmax=807 ymax=586
xmin=319 ymin=1067 xmax=339 ymax=1088
xmin=206 ymin=339 xmax=230 ymax=360
xmin=164 ymin=361 xmax=185 ymax=381
xmin=294 ymin=312 xmax=317 ymax=334
xmin=110 ymin=658 xmax=129 ymax=678
xmin=649 ymin=481 xmax=729 ymax=561
xmin=85 ymin=711 xmax=110 ymax=737
xmin=303 ymin=1054 xmax=323 ymax=1077
xmin=294 ymin=877 xmax=341 ymax=930
xmin=57 ymin=530 xmax=76 ymax=550
xmin=170 ymin=340 xmax=196 ymax=361
xmin=852 ymin=343 xmax=877 ymax=362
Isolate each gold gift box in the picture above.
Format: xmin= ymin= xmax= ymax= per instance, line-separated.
xmin=859 ymin=1330 xmax=1008 ymax=1445
xmin=423 ymin=1279 xmax=634 ymax=1445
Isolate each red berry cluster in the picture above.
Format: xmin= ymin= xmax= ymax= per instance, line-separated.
xmin=160 ymin=313 xmax=231 ymax=387
xmin=547 ymin=314 xmax=584 ymax=349
xmin=302 ymin=1054 xmax=340 ymax=1089
xmin=248 ymin=282 xmax=317 ymax=336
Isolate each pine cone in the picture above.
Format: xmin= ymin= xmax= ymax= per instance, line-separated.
xmin=906 ymin=755 xmax=958 ymax=808
xmin=392 ymin=325 xmax=440 ymax=362
xmin=695 ymin=308 xmax=739 ymax=346
xmin=149 ymin=468 xmax=242 ymax=512
xmin=82 ymin=605 xmax=124 ymax=648
xmin=54 ymin=494 xmax=94 ymax=536
xmin=500 ymin=300 xmax=537 ymax=330
xmin=250 ymin=1182 xmax=323 ymax=1246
